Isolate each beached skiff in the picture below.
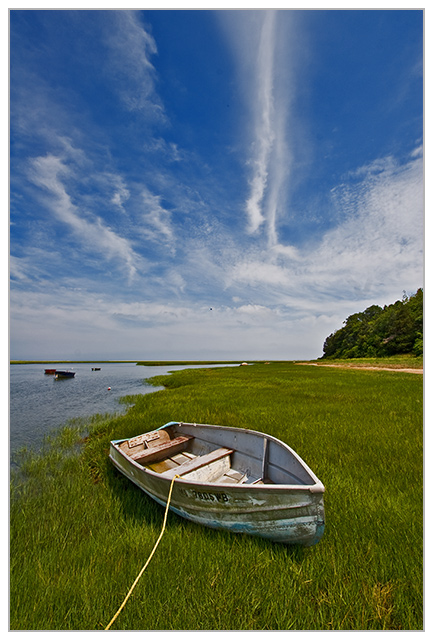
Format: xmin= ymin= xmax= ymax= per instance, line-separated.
xmin=109 ymin=421 xmax=325 ymax=546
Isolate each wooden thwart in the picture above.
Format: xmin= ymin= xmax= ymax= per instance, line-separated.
xmin=130 ymin=435 xmax=194 ymax=465
xmin=162 ymin=447 xmax=233 ymax=480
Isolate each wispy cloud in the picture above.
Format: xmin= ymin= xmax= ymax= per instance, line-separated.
xmin=103 ymin=10 xmax=164 ymax=118
xmin=10 ymin=255 xmax=32 ymax=283
xmin=139 ymin=187 xmax=174 ymax=249
xmin=229 ymin=148 xmax=423 ymax=307
xmin=27 ymin=152 xmax=141 ymax=282
xmin=109 ymin=175 xmax=130 ymax=210
xmin=221 ymin=11 xmax=296 ymax=254
xmin=245 ymin=11 xmax=276 ymax=235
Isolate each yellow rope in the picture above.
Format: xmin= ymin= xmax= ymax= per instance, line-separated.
xmin=105 ymin=474 xmax=179 ymax=631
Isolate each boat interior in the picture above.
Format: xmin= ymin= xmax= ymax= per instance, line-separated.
xmin=117 ymin=425 xmax=271 ymax=485
xmin=117 ymin=424 xmax=315 ymax=487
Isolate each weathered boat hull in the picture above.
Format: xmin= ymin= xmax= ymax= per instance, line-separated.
xmin=109 ymin=422 xmax=325 ymax=546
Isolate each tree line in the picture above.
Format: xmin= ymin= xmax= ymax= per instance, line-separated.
xmin=322 ymin=288 xmax=423 ymax=359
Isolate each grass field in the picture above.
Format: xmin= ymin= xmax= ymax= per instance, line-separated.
xmin=10 ymin=361 xmax=423 ymax=630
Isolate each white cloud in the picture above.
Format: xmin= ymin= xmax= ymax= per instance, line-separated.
xmin=230 ymin=260 xmax=290 ymax=288
xmin=27 ymin=153 xmax=141 ymax=282
xmin=235 ymin=304 xmax=272 ymax=316
xmin=140 ymin=187 xmax=174 ymax=248
xmin=103 ymin=11 xmax=164 ymax=118
xmin=220 ymin=10 xmax=296 ymax=256
xmin=9 ymin=287 xmax=323 ymax=360
xmin=227 ymin=149 xmax=423 ymax=312
xmin=411 ymin=144 xmax=423 ymax=158
xmin=323 ymin=151 xmax=423 ymax=287
xmin=243 ymin=11 xmax=277 ymax=235
xmin=10 ymin=256 xmax=31 ymax=283
xmin=109 ymin=176 xmax=130 ymax=210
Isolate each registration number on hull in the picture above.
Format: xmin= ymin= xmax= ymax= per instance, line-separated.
xmin=179 ymin=488 xmax=229 ymax=503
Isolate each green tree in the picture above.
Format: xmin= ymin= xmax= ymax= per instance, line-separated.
xmin=322 ymin=289 xmax=423 ymax=359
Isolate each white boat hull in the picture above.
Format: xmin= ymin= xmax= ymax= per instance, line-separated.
xmin=109 ymin=422 xmax=325 ymax=546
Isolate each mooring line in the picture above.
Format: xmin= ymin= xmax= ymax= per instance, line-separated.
xmin=105 ymin=474 xmax=179 ymax=631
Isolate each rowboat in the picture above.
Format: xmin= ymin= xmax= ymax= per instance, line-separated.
xmin=91 ymin=367 xmax=101 ymax=371
xmin=109 ymin=422 xmax=325 ymax=546
xmin=54 ymin=370 xmax=75 ymax=379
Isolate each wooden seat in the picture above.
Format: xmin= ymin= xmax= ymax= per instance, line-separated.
xmin=162 ymin=447 xmax=234 ymax=480
xmin=130 ymin=435 xmax=194 ymax=465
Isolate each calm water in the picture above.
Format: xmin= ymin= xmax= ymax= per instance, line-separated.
xmin=10 ymin=362 xmax=228 ymax=461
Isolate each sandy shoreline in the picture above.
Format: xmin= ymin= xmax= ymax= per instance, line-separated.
xmin=296 ymin=362 xmax=423 ymax=374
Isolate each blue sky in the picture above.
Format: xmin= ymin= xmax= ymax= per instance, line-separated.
xmin=9 ymin=8 xmax=424 ymax=361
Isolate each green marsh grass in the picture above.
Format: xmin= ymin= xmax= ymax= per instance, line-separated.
xmin=10 ymin=362 xmax=423 ymax=630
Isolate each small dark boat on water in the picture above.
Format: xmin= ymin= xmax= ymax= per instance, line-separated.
xmin=91 ymin=367 xmax=101 ymax=371
xmin=54 ymin=370 xmax=75 ymax=379
xmin=110 ymin=421 xmax=325 ymax=546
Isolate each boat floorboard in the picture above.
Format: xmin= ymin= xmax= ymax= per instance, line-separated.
xmin=147 ymin=451 xmax=195 ymax=473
